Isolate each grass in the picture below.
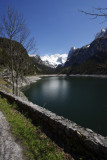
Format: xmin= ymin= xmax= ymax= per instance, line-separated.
xmin=0 ymin=85 xmax=11 ymax=93
xmin=0 ymin=97 xmax=72 ymax=160
xmin=0 ymin=78 xmax=7 ymax=85
xmin=0 ymin=77 xmax=11 ymax=93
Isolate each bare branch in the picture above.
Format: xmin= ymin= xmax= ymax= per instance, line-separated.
xmin=80 ymin=9 xmax=107 ymax=18
xmin=19 ymin=26 xmax=30 ymax=45
xmin=25 ymin=37 xmax=36 ymax=53
xmin=80 ymin=7 xmax=107 ymax=24
xmin=0 ymin=24 xmax=4 ymax=37
xmin=1 ymin=6 xmax=25 ymax=40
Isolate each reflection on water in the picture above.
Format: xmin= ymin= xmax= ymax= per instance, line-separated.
xmin=41 ymin=77 xmax=69 ymax=99
xmin=23 ymin=76 xmax=107 ymax=136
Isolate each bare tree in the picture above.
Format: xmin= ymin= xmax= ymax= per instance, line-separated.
xmin=0 ymin=6 xmax=25 ymax=94
xmin=14 ymin=27 xmax=36 ymax=96
xmin=0 ymin=6 xmax=36 ymax=96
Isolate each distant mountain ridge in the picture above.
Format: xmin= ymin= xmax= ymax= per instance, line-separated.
xmin=41 ymin=53 xmax=68 ymax=68
xmin=65 ymin=28 xmax=107 ymax=67
xmin=59 ymin=28 xmax=107 ymax=75
xmin=29 ymin=54 xmax=47 ymax=66
xmin=1 ymin=27 xmax=107 ymax=76
xmin=29 ymin=54 xmax=54 ymax=74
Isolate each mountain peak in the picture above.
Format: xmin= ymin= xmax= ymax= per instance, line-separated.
xmin=95 ymin=28 xmax=107 ymax=39
xmin=67 ymin=46 xmax=76 ymax=61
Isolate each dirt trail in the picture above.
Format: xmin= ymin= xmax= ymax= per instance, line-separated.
xmin=0 ymin=111 xmax=23 ymax=160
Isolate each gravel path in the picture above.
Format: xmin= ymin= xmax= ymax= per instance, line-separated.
xmin=0 ymin=111 xmax=23 ymax=160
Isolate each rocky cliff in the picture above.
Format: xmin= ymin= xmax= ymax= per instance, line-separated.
xmin=65 ymin=36 xmax=107 ymax=67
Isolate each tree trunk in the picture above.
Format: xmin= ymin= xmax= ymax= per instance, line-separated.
xmin=10 ymin=39 xmax=15 ymax=94
xmin=15 ymin=65 xmax=19 ymax=96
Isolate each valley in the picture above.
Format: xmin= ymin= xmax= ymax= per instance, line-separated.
xmin=1 ymin=2 xmax=107 ymax=160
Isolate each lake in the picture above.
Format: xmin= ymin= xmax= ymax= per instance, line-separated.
xmin=23 ymin=76 xmax=107 ymax=136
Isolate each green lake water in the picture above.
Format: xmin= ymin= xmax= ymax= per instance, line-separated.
xmin=23 ymin=76 xmax=107 ymax=136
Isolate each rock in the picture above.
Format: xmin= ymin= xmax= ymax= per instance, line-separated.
xmin=65 ymin=36 xmax=107 ymax=67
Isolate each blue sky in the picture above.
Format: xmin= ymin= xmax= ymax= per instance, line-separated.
xmin=0 ymin=0 xmax=107 ymax=56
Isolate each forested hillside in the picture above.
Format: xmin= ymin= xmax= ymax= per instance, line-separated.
xmin=59 ymin=50 xmax=107 ymax=75
xmin=0 ymin=37 xmax=35 ymax=75
xmin=0 ymin=37 xmax=54 ymax=75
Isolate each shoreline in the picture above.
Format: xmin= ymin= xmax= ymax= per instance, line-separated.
xmin=69 ymin=74 xmax=107 ymax=78
xmin=21 ymin=73 xmax=107 ymax=96
xmin=22 ymin=74 xmax=107 ymax=87
xmin=20 ymin=74 xmax=66 ymax=87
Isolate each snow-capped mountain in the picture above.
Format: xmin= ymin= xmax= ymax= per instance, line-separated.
xmin=95 ymin=28 xmax=107 ymax=39
xmin=41 ymin=53 xmax=68 ymax=68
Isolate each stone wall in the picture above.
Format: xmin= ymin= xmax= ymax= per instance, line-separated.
xmin=0 ymin=89 xmax=107 ymax=159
